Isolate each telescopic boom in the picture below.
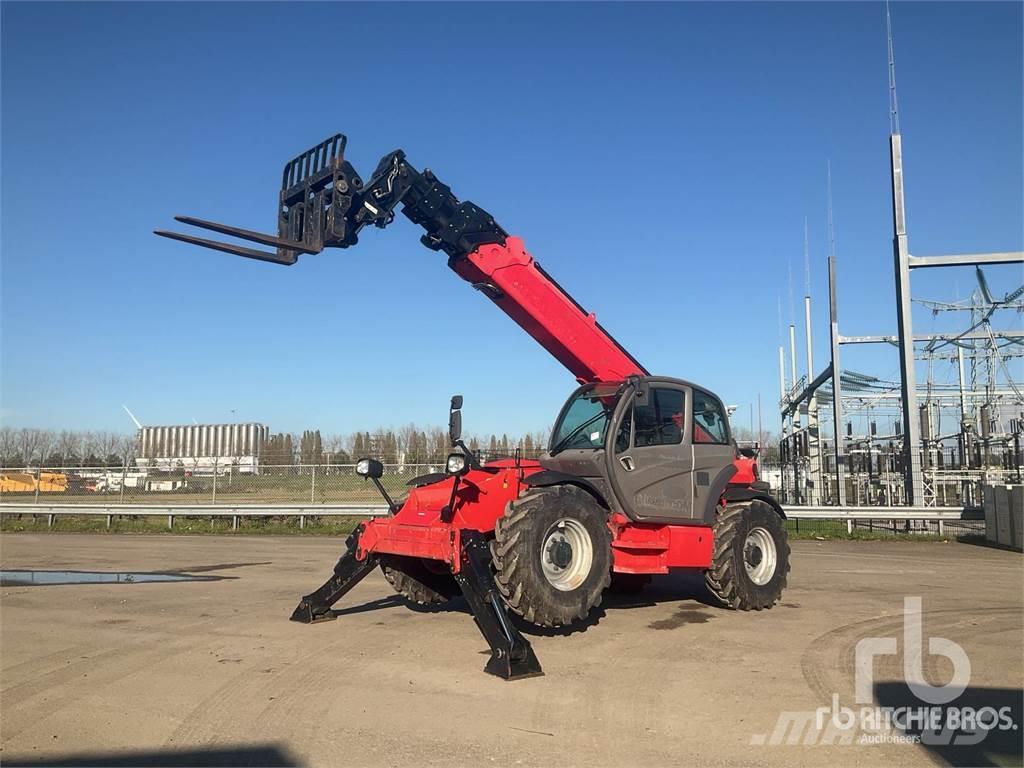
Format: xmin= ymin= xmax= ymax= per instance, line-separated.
xmin=156 ymin=134 xmax=646 ymax=384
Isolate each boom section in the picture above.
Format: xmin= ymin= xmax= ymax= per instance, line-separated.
xmin=156 ymin=137 xmax=646 ymax=384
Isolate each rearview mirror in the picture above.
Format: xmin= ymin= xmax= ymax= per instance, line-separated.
xmin=449 ymin=394 xmax=463 ymax=444
xmin=449 ymin=411 xmax=463 ymax=445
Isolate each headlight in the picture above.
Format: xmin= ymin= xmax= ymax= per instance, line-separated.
xmin=446 ymin=453 xmax=468 ymax=476
xmin=355 ymin=457 xmax=383 ymax=479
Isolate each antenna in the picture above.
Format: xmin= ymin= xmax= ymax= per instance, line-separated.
xmin=886 ymin=0 xmax=901 ymax=134
xmin=778 ymin=294 xmax=784 ymax=343
xmin=788 ymin=259 xmax=795 ymax=325
xmin=804 ymin=216 xmax=811 ymax=296
xmin=122 ymin=404 xmax=143 ymax=430
xmin=827 ymin=161 xmax=837 ymax=261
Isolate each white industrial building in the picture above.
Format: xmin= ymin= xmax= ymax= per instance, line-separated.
xmin=135 ymin=422 xmax=269 ymax=474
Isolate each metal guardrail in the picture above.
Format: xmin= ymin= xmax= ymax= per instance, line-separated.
xmin=0 ymin=503 xmax=388 ymax=530
xmin=782 ymin=505 xmax=968 ymax=520
xmin=1 ymin=502 xmax=970 ymax=531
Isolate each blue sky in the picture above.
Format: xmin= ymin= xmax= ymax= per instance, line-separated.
xmin=2 ymin=2 xmax=1021 ymax=439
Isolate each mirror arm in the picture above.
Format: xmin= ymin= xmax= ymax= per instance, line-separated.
xmin=371 ymin=476 xmax=400 ymax=513
xmin=441 ymin=476 xmax=461 ymax=522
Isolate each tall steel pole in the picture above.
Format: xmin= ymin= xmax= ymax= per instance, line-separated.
xmin=788 ymin=323 xmax=801 ymax=501
xmin=804 ymin=295 xmax=820 ymax=504
xmin=890 ymin=133 xmax=924 ymax=504
xmin=778 ymin=345 xmax=789 ymax=502
xmin=828 ymin=254 xmax=846 ymax=505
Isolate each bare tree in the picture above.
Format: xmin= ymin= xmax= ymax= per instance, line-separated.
xmin=94 ymin=431 xmax=120 ymax=465
xmin=77 ymin=431 xmax=98 ymax=465
xmin=16 ymin=428 xmax=44 ymax=466
xmin=0 ymin=427 xmax=17 ymax=466
xmin=57 ymin=430 xmax=79 ymax=465
xmin=117 ymin=434 xmax=138 ymax=466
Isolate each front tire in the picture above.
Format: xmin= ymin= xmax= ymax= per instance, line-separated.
xmin=704 ymin=500 xmax=789 ymax=610
xmin=492 ymin=486 xmax=612 ymax=628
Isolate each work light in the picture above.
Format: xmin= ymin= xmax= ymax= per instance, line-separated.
xmin=446 ymin=453 xmax=469 ymax=476
xmin=355 ymin=458 xmax=384 ymax=479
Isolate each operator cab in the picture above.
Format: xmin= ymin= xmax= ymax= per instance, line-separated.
xmin=542 ymin=376 xmax=737 ymax=525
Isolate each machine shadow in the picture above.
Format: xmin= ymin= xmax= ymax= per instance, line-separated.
xmin=320 ymin=570 xmax=721 ymax=636
xmin=873 ymin=682 xmax=1023 ymax=768
xmin=4 ymin=743 xmax=303 ymax=767
xmin=520 ymin=570 xmax=723 ymax=637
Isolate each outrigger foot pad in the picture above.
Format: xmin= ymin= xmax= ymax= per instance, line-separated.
xmin=290 ymin=527 xmax=378 ymax=624
xmin=455 ymin=531 xmax=544 ymax=680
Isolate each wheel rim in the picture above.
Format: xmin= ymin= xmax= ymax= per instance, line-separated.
xmin=540 ymin=518 xmax=594 ymax=591
xmin=743 ymin=527 xmax=777 ymax=586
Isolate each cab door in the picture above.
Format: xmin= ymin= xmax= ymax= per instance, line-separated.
xmin=690 ymin=389 xmax=737 ymax=520
xmin=606 ymin=382 xmax=695 ymax=523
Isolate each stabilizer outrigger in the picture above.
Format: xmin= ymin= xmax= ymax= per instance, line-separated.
xmin=289 ymin=525 xmax=542 ymax=680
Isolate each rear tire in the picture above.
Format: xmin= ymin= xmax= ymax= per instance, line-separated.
xmin=380 ymin=555 xmax=459 ymax=605
xmin=704 ymin=500 xmax=789 ymax=610
xmin=492 ymin=486 xmax=612 ymax=628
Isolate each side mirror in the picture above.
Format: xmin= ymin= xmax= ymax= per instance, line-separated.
xmin=355 ymin=457 xmax=384 ymax=479
xmin=449 ymin=394 xmax=463 ymax=444
xmin=449 ymin=411 xmax=462 ymax=445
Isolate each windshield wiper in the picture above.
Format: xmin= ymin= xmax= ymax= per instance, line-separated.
xmin=550 ymin=411 xmax=607 ymax=456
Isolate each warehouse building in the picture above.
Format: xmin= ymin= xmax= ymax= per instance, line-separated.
xmin=135 ymin=423 xmax=269 ymax=474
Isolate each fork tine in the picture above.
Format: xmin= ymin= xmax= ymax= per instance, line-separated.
xmin=154 ymin=230 xmax=297 ymax=266
xmin=173 ymin=216 xmax=319 ymax=255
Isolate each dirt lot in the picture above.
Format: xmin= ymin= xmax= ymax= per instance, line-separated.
xmin=1 ymin=534 xmax=1021 ymax=767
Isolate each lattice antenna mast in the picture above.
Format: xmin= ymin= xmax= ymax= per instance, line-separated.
xmin=886 ymin=0 xmax=901 ymax=135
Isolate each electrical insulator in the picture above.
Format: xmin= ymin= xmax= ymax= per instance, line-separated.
xmin=980 ymin=405 xmax=992 ymax=439
xmin=919 ymin=405 xmax=931 ymax=441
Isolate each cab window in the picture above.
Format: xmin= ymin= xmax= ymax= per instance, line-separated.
xmin=692 ymin=391 xmax=729 ymax=444
xmin=634 ymin=388 xmax=685 ymax=447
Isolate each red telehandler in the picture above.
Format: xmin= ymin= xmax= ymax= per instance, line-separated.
xmin=157 ymin=133 xmax=790 ymax=680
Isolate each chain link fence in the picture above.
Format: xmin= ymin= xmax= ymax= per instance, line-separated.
xmin=0 ymin=463 xmax=453 ymax=506
xmin=784 ymin=517 xmax=984 ymax=539
xmin=0 ymin=461 xmax=992 ymax=540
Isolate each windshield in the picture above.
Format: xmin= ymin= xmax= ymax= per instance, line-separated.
xmin=550 ymin=382 xmax=625 ymax=454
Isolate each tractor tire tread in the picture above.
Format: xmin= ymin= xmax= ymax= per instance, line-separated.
xmin=492 ymin=485 xmax=611 ymax=628
xmin=704 ymin=500 xmax=789 ymax=611
xmin=380 ymin=555 xmax=459 ymax=606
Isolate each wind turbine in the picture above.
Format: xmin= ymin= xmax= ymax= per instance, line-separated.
xmin=122 ymin=405 xmax=143 ymax=430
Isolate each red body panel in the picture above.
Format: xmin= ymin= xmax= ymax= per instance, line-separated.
xmin=356 ymin=463 xmax=715 ymax=575
xmin=608 ymin=513 xmax=713 ymax=572
xmin=730 ymin=456 xmax=758 ymax=486
xmin=357 ymin=464 xmax=538 ymax=572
